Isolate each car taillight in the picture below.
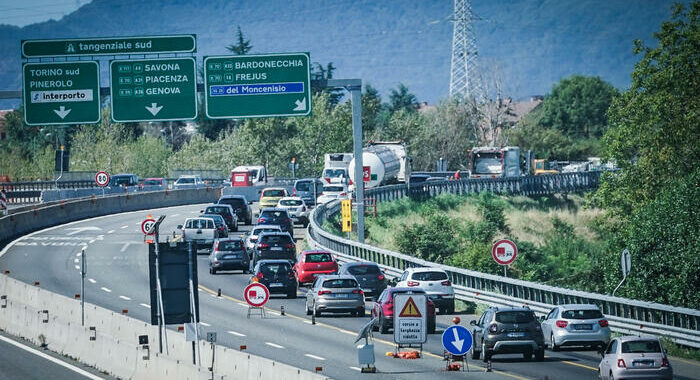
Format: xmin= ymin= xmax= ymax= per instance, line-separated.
xmin=617 ymin=359 xmax=626 ymax=368
xmin=257 ymin=243 xmax=270 ymax=249
xmin=213 ymin=241 xmax=219 ymax=250
xmin=407 ymin=281 xmax=419 ymax=287
xmin=441 ymin=280 xmax=451 ymax=286
xmin=318 ymin=290 xmax=331 ymax=295
xmin=257 ymin=218 xmax=264 ymax=223
xmin=378 ymin=274 xmax=385 ymax=281
xmin=293 ymin=189 xmax=296 ymax=196
xmin=287 ymin=271 xmax=296 ymax=279
xmin=556 ymin=320 xmax=568 ymax=328
xmin=286 ymin=218 xmax=292 ymax=224
xmin=253 ymin=272 xmax=264 ymax=282
xmin=284 ymin=243 xmax=295 ymax=249
xmin=352 ymin=289 xmax=363 ymax=294
xmin=661 ymin=357 xmax=670 ymax=367
xmin=488 ymin=323 xmax=498 ymax=333
xmin=324 ymin=178 xmax=330 ymax=183
xmin=598 ymin=319 xmax=608 ymax=327
xmin=240 ymin=241 xmax=246 ymax=249
xmin=340 ymin=192 xmax=346 ymax=196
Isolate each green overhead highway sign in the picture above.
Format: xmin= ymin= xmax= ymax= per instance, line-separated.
xmin=204 ymin=53 xmax=311 ymax=119
xmin=110 ymin=57 xmax=197 ymax=123
xmin=22 ymin=61 xmax=100 ymax=126
xmin=22 ymin=35 xmax=196 ymax=58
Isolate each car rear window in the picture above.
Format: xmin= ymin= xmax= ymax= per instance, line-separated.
xmin=218 ymin=240 xmax=245 ymax=251
xmin=260 ymin=235 xmax=292 ymax=244
xmin=561 ymin=309 xmax=604 ymax=320
xmin=323 ymin=169 xmax=346 ymax=178
xmin=261 ymin=210 xmax=288 ymax=218
xmin=323 ymin=279 xmax=358 ymax=288
xmin=263 ymin=189 xmax=286 ymax=197
xmin=495 ymin=311 xmax=536 ymax=323
xmin=411 ymin=271 xmax=448 ymax=281
xmin=280 ymin=199 xmax=303 ymax=206
xmin=260 ymin=263 xmax=291 ymax=275
xmin=347 ymin=265 xmax=380 ymax=275
xmin=220 ymin=198 xmax=245 ymax=207
xmin=206 ymin=206 xmax=229 ymax=214
xmin=202 ymin=215 xmax=223 ymax=225
xmin=323 ymin=186 xmax=344 ymax=192
xmin=177 ymin=178 xmax=194 ymax=184
xmin=143 ymin=179 xmax=162 ymax=186
xmin=295 ymin=182 xmax=312 ymax=191
xmin=621 ymin=340 xmax=661 ymax=353
xmin=253 ymin=227 xmax=279 ymax=235
xmin=187 ymin=219 xmax=214 ymax=229
xmin=306 ymin=253 xmax=333 ymax=263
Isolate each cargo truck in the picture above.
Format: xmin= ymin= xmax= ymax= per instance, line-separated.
xmin=468 ymin=146 xmax=521 ymax=178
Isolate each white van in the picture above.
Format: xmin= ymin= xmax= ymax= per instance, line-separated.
xmin=232 ymin=165 xmax=266 ymax=184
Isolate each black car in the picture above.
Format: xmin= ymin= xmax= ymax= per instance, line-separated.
xmin=208 ymin=238 xmax=249 ymax=274
xmin=201 ymin=213 xmax=229 ymax=238
xmin=251 ymin=231 xmax=296 ymax=268
xmin=202 ymin=204 xmax=238 ymax=232
xmin=250 ymin=260 xmax=298 ymax=298
xmin=218 ymin=195 xmax=253 ymax=225
xmin=257 ymin=208 xmax=293 ymax=236
xmin=470 ymin=306 xmax=545 ymax=362
xmin=339 ymin=261 xmax=387 ymax=299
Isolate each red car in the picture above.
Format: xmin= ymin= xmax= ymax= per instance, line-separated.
xmin=293 ymin=250 xmax=338 ymax=285
xmin=371 ymin=287 xmax=436 ymax=334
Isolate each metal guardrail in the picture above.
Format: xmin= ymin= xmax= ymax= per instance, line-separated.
xmin=306 ymin=172 xmax=700 ymax=348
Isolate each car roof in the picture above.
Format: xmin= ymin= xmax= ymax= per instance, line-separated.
xmin=219 ymin=195 xmax=246 ymax=200
xmin=143 ymin=177 xmax=164 ymax=180
xmin=260 ymin=207 xmax=287 ymax=212
xmin=488 ymin=306 xmax=532 ymax=312
xmin=201 ymin=213 xmax=223 ymax=219
xmin=258 ymin=231 xmax=292 ymax=237
xmin=186 ymin=217 xmax=215 ymax=221
xmin=388 ymin=287 xmax=427 ymax=294
xmin=302 ymin=250 xmax=332 ymax=255
xmin=557 ymin=304 xmax=601 ymax=311
xmin=253 ymin=225 xmax=282 ymax=230
xmin=206 ymin=203 xmax=232 ymax=209
xmin=112 ymin=173 xmax=136 ymax=177
xmin=405 ymin=267 xmax=448 ymax=274
xmin=343 ymin=261 xmax=378 ymax=267
xmin=256 ymin=259 xmax=292 ymax=265
xmin=615 ymin=335 xmax=660 ymax=343
xmin=279 ymin=197 xmax=303 ymax=201
xmin=215 ymin=237 xmax=244 ymax=242
xmin=262 ymin=187 xmax=286 ymax=191
xmin=317 ymin=274 xmax=357 ymax=281
xmin=295 ymin=178 xmax=320 ymax=183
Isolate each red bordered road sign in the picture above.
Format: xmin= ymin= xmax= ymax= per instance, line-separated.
xmin=244 ymin=283 xmax=269 ymax=307
xmin=141 ymin=218 xmax=156 ymax=235
xmin=492 ymin=239 xmax=518 ymax=265
xmin=95 ymin=171 xmax=110 ymax=187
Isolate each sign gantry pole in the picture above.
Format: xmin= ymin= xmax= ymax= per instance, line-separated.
xmin=349 ymin=82 xmax=365 ymax=243
xmin=188 ymin=241 xmax=201 ymax=366
xmin=150 ymin=216 xmax=168 ymax=354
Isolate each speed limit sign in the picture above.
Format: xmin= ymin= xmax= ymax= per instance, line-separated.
xmin=95 ymin=171 xmax=110 ymax=187
xmin=141 ymin=218 xmax=156 ymax=235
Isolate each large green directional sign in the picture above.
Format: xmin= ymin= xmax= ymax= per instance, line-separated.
xmin=22 ymin=35 xmax=196 ymax=58
xmin=204 ymin=53 xmax=311 ymax=119
xmin=22 ymin=61 xmax=100 ymax=126
xmin=110 ymin=58 xmax=197 ymax=123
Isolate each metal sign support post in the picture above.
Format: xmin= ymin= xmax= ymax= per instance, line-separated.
xmin=153 ymin=221 xmax=169 ymax=354
xmin=80 ymin=247 xmax=86 ymax=326
xmin=187 ymin=242 xmax=201 ymax=366
xmin=613 ymin=249 xmax=631 ymax=296
xmin=504 ymin=266 xmax=507 ymax=278
xmin=349 ymin=82 xmax=365 ymax=243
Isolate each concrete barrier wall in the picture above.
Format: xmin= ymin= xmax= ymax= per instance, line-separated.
xmin=0 ymin=275 xmax=329 ymax=380
xmin=0 ymin=187 xmax=223 ymax=246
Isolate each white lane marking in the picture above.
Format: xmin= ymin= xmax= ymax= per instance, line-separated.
xmin=349 ymin=366 xmax=361 ymax=371
xmin=76 ymin=252 xmax=81 ymax=257
xmin=303 ymin=320 xmax=312 ymax=324
xmin=107 ymin=230 xmax=115 ymax=234
xmin=88 ymin=240 xmax=95 ymax=244
xmin=74 ymin=259 xmax=79 ymax=264
xmin=74 ymin=265 xmax=80 ymax=270
xmin=227 ymin=330 xmax=245 ymax=337
xmin=140 ymin=303 xmax=151 ymax=309
xmin=210 ymin=294 xmax=218 ymax=298
xmin=119 ymin=296 xmax=131 ymax=301
xmin=0 ymin=334 xmax=104 ymax=379
xmin=65 ymin=227 xmax=101 ymax=236
xmin=200 ymin=322 xmax=211 ymax=327
xmin=265 ymin=342 xmax=284 ymax=349
xmin=120 ymin=225 xmax=128 ymax=229
xmin=304 ymin=353 xmax=326 ymax=361
xmin=267 ymin=311 xmax=280 ymax=316
xmin=100 ymin=287 xmax=111 ymax=293
xmin=88 ymin=278 xmax=96 ymax=284
xmin=171 ymin=214 xmax=180 ymax=217
xmin=120 ymin=242 xmax=133 ymax=252
xmin=236 ymin=302 xmax=248 ymax=307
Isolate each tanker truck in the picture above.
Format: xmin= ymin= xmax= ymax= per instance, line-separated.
xmin=347 ymin=141 xmax=410 ymax=188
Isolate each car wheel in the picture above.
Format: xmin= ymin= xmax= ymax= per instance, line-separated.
xmin=242 ymin=268 xmax=249 ymax=274
xmin=535 ymin=348 xmax=545 ymax=361
xmin=609 ymin=372 xmax=614 ymax=380
xmin=209 ymin=267 xmax=215 ymax=274
xmin=379 ymin=314 xmax=389 ymax=334
xmin=550 ymin=334 xmax=560 ymax=351
xmin=523 ymin=352 xmax=532 ymax=361
xmin=471 ymin=336 xmax=480 ymax=359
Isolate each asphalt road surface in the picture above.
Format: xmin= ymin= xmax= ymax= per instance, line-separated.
xmin=1 ymin=203 xmax=698 ymax=380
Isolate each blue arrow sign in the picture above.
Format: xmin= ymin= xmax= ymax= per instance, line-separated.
xmin=442 ymin=325 xmax=472 ymax=356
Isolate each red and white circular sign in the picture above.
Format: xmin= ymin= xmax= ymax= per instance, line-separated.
xmin=141 ymin=218 xmax=156 ymax=235
xmin=95 ymin=171 xmax=110 ymax=187
xmin=244 ymin=283 xmax=269 ymax=307
xmin=492 ymin=239 xmax=518 ymax=265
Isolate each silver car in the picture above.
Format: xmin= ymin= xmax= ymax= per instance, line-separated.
xmin=598 ymin=336 xmax=672 ymax=380
xmin=541 ymin=304 xmax=611 ymax=350
xmin=305 ymin=275 xmax=365 ymax=317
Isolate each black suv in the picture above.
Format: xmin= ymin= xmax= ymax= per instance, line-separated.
xmin=470 ymin=307 xmax=545 ymax=362
xmin=251 ymin=231 xmax=296 ymax=268
xmin=217 ymin=195 xmax=253 ymax=225
xmin=250 ymin=260 xmax=298 ymax=299
xmin=257 ymin=208 xmax=293 ymax=237
xmin=203 ymin=204 xmax=238 ymax=232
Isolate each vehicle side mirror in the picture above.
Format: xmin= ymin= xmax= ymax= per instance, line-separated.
xmin=469 ymin=320 xmax=476 ymax=326
xmin=540 ymin=315 xmax=546 ymax=322
xmin=257 ymin=190 xmax=262 ymax=194
xmin=199 ymin=210 xmax=203 ymax=213
xmin=248 ymin=201 xmax=254 ymax=205
xmin=177 ymin=225 xmax=183 ymax=230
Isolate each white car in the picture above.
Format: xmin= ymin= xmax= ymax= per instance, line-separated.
xmin=179 ymin=217 xmax=218 ymax=251
xmin=245 ymin=225 xmax=283 ymax=253
xmin=395 ymin=267 xmax=455 ymax=314
xmin=277 ymin=197 xmax=310 ymax=227
xmin=540 ymin=304 xmax=611 ymax=350
xmin=316 ymin=184 xmax=349 ymax=205
xmin=173 ymin=175 xmax=204 ymax=189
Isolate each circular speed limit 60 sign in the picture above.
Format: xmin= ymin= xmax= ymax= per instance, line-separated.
xmin=244 ymin=283 xmax=269 ymax=307
xmin=141 ymin=218 xmax=156 ymax=235
xmin=95 ymin=171 xmax=110 ymax=187
xmin=492 ymin=239 xmax=518 ymax=265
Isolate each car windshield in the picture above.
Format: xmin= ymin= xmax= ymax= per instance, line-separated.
xmin=323 ymin=186 xmax=344 ymax=193
xmin=621 ymin=340 xmax=661 ymax=353
xmin=206 ymin=206 xmax=229 ymax=214
xmin=260 ymin=235 xmax=292 ymax=244
xmin=260 ymin=263 xmax=291 ymax=276
xmin=177 ymin=177 xmax=194 ymax=184
xmin=261 ymin=210 xmax=287 ymax=219
xmin=561 ymin=309 xmax=604 ymax=319
xmin=143 ymin=179 xmax=161 ymax=185
xmin=111 ymin=177 xmax=133 ymax=185
xmin=347 ymin=265 xmax=380 ymax=275
xmin=323 ymin=168 xmax=346 ymax=178
xmin=263 ymin=189 xmax=285 ymax=197
xmin=306 ymin=253 xmax=333 ymax=263
xmin=495 ymin=311 xmax=536 ymax=323
xmin=412 ymin=271 xmax=448 ymax=281
xmin=280 ymin=199 xmax=303 ymax=206
xmin=322 ymin=279 xmax=358 ymax=288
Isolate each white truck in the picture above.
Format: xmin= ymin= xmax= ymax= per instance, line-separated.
xmin=232 ymin=165 xmax=267 ymax=184
xmin=468 ymin=146 xmax=521 ymax=178
xmin=321 ymin=153 xmax=353 ymax=185
xmin=179 ymin=217 xmax=218 ymax=251
xmin=347 ymin=141 xmax=410 ymax=188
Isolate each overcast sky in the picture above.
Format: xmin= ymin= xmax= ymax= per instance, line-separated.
xmin=0 ymin=0 xmax=91 ymax=27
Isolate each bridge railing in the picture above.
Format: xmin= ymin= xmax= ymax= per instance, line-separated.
xmin=306 ymin=171 xmax=700 ymax=348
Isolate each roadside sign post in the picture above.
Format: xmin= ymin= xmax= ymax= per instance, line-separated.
xmin=95 ymin=171 xmax=109 ymax=197
xmin=22 ymin=61 xmax=101 ymax=126
xmin=244 ymin=282 xmax=269 ymax=318
xmin=393 ymin=293 xmax=427 ymax=353
xmin=442 ymin=325 xmax=472 ymax=371
xmin=150 ymin=215 xmax=168 ymax=354
xmin=613 ymin=248 xmax=631 ymax=296
xmin=110 ymin=57 xmax=198 ymax=122
xmin=187 ymin=242 xmax=201 ymax=367
xmin=492 ymin=239 xmax=518 ymax=277
xmin=80 ymin=246 xmax=86 ymax=326
xmin=204 ymin=53 xmax=311 ymax=119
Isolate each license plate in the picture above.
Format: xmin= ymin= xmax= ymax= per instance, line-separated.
xmin=334 ymin=293 xmax=349 ymax=298
xmin=223 ymin=255 xmax=238 ymax=259
xmin=362 ymin=289 xmax=372 ymax=293
xmin=573 ymin=324 xmax=593 ymax=330
xmin=633 ymin=360 xmax=654 ymax=367
xmin=269 ymin=283 xmax=284 ymax=287
xmin=507 ymin=332 xmax=526 ymax=338
xmin=271 ymin=247 xmax=282 ymax=251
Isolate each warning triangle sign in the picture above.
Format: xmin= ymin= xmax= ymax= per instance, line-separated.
xmin=398 ymin=297 xmax=422 ymax=318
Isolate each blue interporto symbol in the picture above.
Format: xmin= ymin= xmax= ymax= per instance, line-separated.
xmin=442 ymin=325 xmax=472 ymax=356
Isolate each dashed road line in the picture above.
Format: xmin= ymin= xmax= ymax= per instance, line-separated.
xmin=265 ymin=342 xmax=284 ymax=349
xmin=227 ymin=330 xmax=245 ymax=337
xmin=100 ymin=287 xmax=111 ymax=293
xmin=88 ymin=278 xmax=96 ymax=283
xmin=200 ymin=322 xmax=211 ymax=327
xmin=107 ymin=230 xmax=115 ymax=234
xmin=140 ymin=303 xmax=151 ymax=309
xmin=119 ymin=296 xmax=131 ymax=301
xmin=76 ymin=252 xmax=81 ymax=257
xmin=171 ymin=214 xmax=180 ymax=217
xmin=74 ymin=259 xmax=79 ymax=264
xmin=120 ymin=225 xmax=128 ymax=229
xmin=349 ymin=366 xmax=361 ymax=371
xmin=304 ymin=354 xmax=325 ymax=361
xmin=88 ymin=240 xmax=95 ymax=244
xmin=74 ymin=265 xmax=80 ymax=270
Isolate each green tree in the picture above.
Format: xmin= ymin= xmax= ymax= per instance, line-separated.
xmin=310 ymin=62 xmax=343 ymax=106
xmin=361 ymin=84 xmax=384 ymax=139
xmin=387 ymin=83 xmax=417 ymax=114
xmin=226 ymin=26 xmax=253 ymax=55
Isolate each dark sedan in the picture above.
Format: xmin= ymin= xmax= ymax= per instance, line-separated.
xmin=250 ymin=260 xmax=298 ymax=299
xmin=339 ymin=261 xmax=387 ymax=300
